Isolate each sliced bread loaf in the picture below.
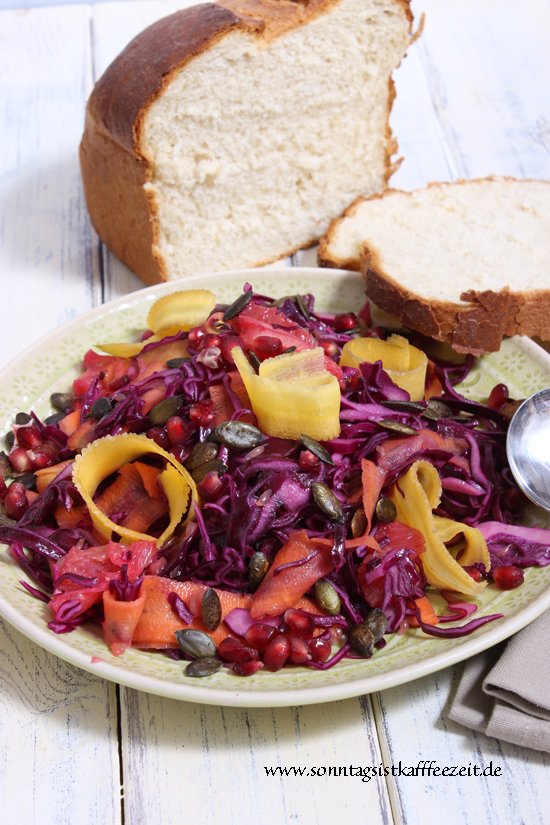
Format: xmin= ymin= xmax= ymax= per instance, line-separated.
xmin=318 ymin=178 xmax=550 ymax=354
xmin=80 ymin=0 xmax=413 ymax=284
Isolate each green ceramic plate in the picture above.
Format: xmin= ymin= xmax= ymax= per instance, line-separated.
xmin=1 ymin=268 xmax=549 ymax=706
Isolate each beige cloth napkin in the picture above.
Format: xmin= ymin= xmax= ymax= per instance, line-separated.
xmin=447 ymin=610 xmax=550 ymax=752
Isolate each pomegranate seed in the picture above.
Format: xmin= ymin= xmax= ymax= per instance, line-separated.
xmin=244 ymin=623 xmax=276 ymax=652
xmin=166 ymin=416 xmax=189 ymax=445
xmin=298 ymin=450 xmax=319 ymax=470
xmin=319 ymin=339 xmax=338 ymax=358
xmin=284 ymin=608 xmax=315 ymax=637
xmin=8 ymin=447 xmax=32 ymax=473
xmin=464 ymin=566 xmax=484 ymax=583
xmin=232 ymin=660 xmax=263 ymax=677
xmin=308 ymin=636 xmax=332 ymax=663
xmin=347 ymin=370 xmax=362 ymax=390
xmin=334 ymin=313 xmax=358 ymax=332
xmin=487 ymin=383 xmax=509 ymax=410
xmin=146 ymin=427 xmax=170 ymax=450
xmin=4 ymin=482 xmax=29 ymax=519
xmin=288 ymin=636 xmax=311 ymax=665
xmin=201 ymin=333 xmax=221 ymax=350
xmin=219 ymin=334 xmax=243 ymax=365
xmin=492 ymin=565 xmax=524 ymax=590
xmin=198 ymin=471 xmax=223 ymax=499
xmin=28 ymin=446 xmax=56 ymax=470
xmin=16 ymin=425 xmax=42 ymax=449
xmin=189 ymin=402 xmax=214 ymax=427
xmin=252 ymin=336 xmax=283 ymax=361
xmin=263 ymin=633 xmax=290 ymax=672
xmin=217 ymin=637 xmax=259 ymax=663
xmin=170 ymin=445 xmax=189 ymax=464
xmin=187 ymin=326 xmax=206 ymax=349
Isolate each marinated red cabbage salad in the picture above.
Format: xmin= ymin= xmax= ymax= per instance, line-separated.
xmin=0 ymin=285 xmax=549 ymax=679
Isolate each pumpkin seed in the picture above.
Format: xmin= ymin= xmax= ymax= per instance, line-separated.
xmin=271 ymin=294 xmax=294 ymax=307
xmin=166 ymin=357 xmax=190 ymax=369
xmin=15 ymin=472 xmax=36 ymax=491
xmin=0 ymin=513 xmax=15 ymax=527
xmin=378 ymin=419 xmax=418 ymax=436
xmin=364 ymin=608 xmax=387 ymax=643
xmin=88 ymin=397 xmax=112 ymax=420
xmin=351 ymin=508 xmax=367 ymax=538
xmin=191 ymin=458 xmax=227 ymax=484
xmin=375 ymin=497 xmax=397 ymax=524
xmin=314 ymin=580 xmax=341 ymax=615
xmin=201 ymin=588 xmax=222 ymax=631
xmin=185 ymin=657 xmax=221 ymax=678
xmin=149 ymin=395 xmax=183 ymax=426
xmin=185 ymin=441 xmax=219 ymax=471
xmin=4 ymin=431 xmax=14 ymax=450
xmin=381 ymin=400 xmax=425 ymax=414
xmin=0 ymin=451 xmax=12 ymax=481
xmin=248 ymin=551 xmax=269 ymax=590
xmin=281 ymin=346 xmax=297 ymax=355
xmin=299 ymin=435 xmax=334 ymax=465
xmin=223 ymin=291 xmax=253 ymax=321
xmin=248 ymin=352 xmax=261 ymax=373
xmin=175 ymin=629 xmax=217 ymax=659
xmin=215 ymin=421 xmax=264 ymax=451
xmin=422 ymin=399 xmax=452 ymax=421
xmin=348 ymin=623 xmax=375 ymax=657
xmin=50 ymin=392 xmax=73 ymax=413
xmin=15 ymin=412 xmax=31 ymax=425
xmin=44 ymin=411 xmax=65 ymax=425
xmin=311 ymin=482 xmax=345 ymax=523
xmin=295 ymin=294 xmax=310 ymax=320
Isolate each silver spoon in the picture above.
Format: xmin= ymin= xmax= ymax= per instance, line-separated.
xmin=506 ymin=388 xmax=550 ymax=512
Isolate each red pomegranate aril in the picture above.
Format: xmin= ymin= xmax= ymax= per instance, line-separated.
xmin=146 ymin=427 xmax=170 ymax=450
xmin=492 ymin=565 xmax=524 ymax=590
xmin=288 ymin=636 xmax=311 ymax=665
xmin=319 ymin=339 xmax=338 ymax=358
xmin=217 ymin=636 xmax=259 ymax=664
xmin=298 ymin=450 xmax=319 ymax=470
xmin=334 ymin=312 xmax=358 ymax=332
xmin=244 ymin=622 xmax=276 ymax=652
xmin=187 ymin=326 xmax=206 ymax=349
xmin=16 ymin=425 xmax=42 ymax=450
xmin=8 ymin=447 xmax=32 ymax=474
xmin=308 ymin=636 xmax=332 ymax=663
xmin=166 ymin=416 xmax=189 ymax=446
xmin=284 ymin=608 xmax=315 ymax=637
xmin=170 ymin=445 xmax=189 ymax=464
xmin=253 ymin=336 xmax=283 ymax=361
xmin=232 ymin=660 xmax=263 ymax=677
xmin=201 ymin=333 xmax=221 ymax=351
xmin=28 ymin=446 xmax=56 ymax=471
xmin=347 ymin=371 xmax=362 ymax=390
xmin=189 ymin=402 xmax=214 ymax=427
xmin=487 ymin=383 xmax=509 ymax=410
xmin=198 ymin=471 xmax=223 ymax=499
xmin=219 ymin=334 xmax=243 ymax=365
xmin=263 ymin=633 xmax=290 ymax=672
xmin=4 ymin=482 xmax=29 ymax=520
xmin=464 ymin=566 xmax=484 ymax=583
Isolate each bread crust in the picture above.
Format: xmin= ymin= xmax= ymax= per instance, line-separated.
xmin=319 ymin=177 xmax=550 ymax=354
xmin=80 ymin=0 xmax=412 ymax=284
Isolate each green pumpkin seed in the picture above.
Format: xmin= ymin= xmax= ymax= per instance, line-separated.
xmin=15 ymin=412 xmax=31 ymax=425
xmin=185 ymin=657 xmax=222 ymax=678
xmin=201 ymin=588 xmax=222 ymax=631
xmin=364 ymin=608 xmax=387 ymax=643
xmin=375 ymin=497 xmax=397 ymax=524
xmin=166 ymin=357 xmax=190 ymax=369
xmin=348 ymin=623 xmax=375 ymax=657
xmin=351 ymin=508 xmax=367 ymax=538
xmin=44 ymin=411 xmax=65 ymax=425
xmin=281 ymin=346 xmax=297 ymax=355
xmin=422 ymin=399 xmax=452 ymax=421
xmin=191 ymin=458 xmax=227 ymax=484
xmin=15 ymin=472 xmax=36 ymax=491
xmin=378 ymin=419 xmax=418 ymax=436
xmin=381 ymin=400 xmax=426 ymax=414
xmin=149 ymin=395 xmax=183 ymax=426
xmin=175 ymin=629 xmax=216 ymax=659
xmin=314 ymin=580 xmax=341 ymax=616
xmin=88 ymin=397 xmax=112 ymax=420
xmin=271 ymin=295 xmax=293 ymax=307
xmin=248 ymin=551 xmax=269 ymax=590
xmin=185 ymin=441 xmax=219 ymax=471
xmin=215 ymin=421 xmax=264 ymax=451
xmin=295 ymin=294 xmax=310 ymax=320
xmin=248 ymin=352 xmax=261 ymax=373
xmin=223 ymin=291 xmax=253 ymax=321
xmin=299 ymin=435 xmax=334 ymax=465
xmin=50 ymin=392 xmax=74 ymax=413
xmin=311 ymin=482 xmax=345 ymax=523
xmin=4 ymin=431 xmax=14 ymax=450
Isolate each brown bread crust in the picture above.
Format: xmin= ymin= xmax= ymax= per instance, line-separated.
xmin=80 ymin=0 xmax=412 ymax=284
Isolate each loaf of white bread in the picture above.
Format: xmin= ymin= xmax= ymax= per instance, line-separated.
xmin=319 ymin=178 xmax=550 ymax=354
xmin=80 ymin=0 xmax=413 ymax=284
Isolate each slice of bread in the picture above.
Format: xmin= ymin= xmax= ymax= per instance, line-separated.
xmin=318 ymin=178 xmax=550 ymax=354
xmin=80 ymin=0 xmax=413 ymax=284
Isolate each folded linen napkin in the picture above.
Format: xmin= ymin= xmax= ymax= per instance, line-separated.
xmin=448 ymin=610 xmax=550 ymax=752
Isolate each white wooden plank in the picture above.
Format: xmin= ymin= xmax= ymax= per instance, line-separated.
xmin=0 ymin=618 xmax=121 ymax=825
xmin=120 ymin=692 xmax=393 ymax=825
xmin=0 ymin=5 xmax=101 ymax=365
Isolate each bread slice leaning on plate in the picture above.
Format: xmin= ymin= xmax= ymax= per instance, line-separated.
xmin=318 ymin=177 xmax=550 ymax=354
xmin=80 ymin=0 xmax=413 ymax=285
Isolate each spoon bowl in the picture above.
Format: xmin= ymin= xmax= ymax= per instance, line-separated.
xmin=506 ymin=388 xmax=550 ymax=513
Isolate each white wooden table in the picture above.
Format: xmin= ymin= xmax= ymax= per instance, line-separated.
xmin=1 ymin=1 xmax=549 ymax=823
